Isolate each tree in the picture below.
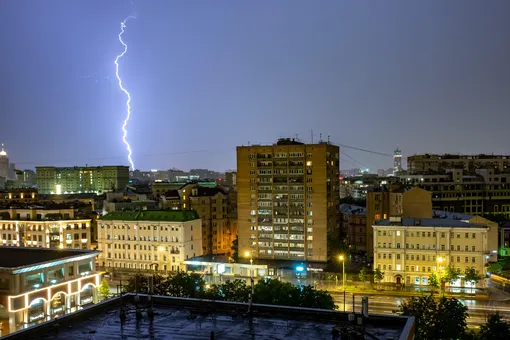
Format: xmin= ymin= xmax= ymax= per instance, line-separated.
xmin=442 ymin=265 xmax=461 ymax=285
xmin=428 ymin=272 xmax=440 ymax=290
xmin=464 ymin=267 xmax=483 ymax=293
xmin=253 ymin=278 xmax=336 ymax=310
xmin=358 ymin=266 xmax=367 ymax=282
xmin=123 ymin=273 xmax=165 ymax=294
xmin=98 ymin=278 xmax=112 ymax=301
xmin=217 ymin=279 xmax=250 ymax=302
xmin=373 ymin=267 xmax=384 ymax=289
xmin=397 ymin=294 xmax=469 ymax=340
xmin=477 ymin=313 xmax=510 ymax=339
xmin=231 ymin=235 xmax=239 ymax=263
xmin=166 ymin=272 xmax=206 ymax=298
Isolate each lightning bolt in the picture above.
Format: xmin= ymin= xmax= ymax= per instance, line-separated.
xmin=114 ymin=16 xmax=136 ymax=171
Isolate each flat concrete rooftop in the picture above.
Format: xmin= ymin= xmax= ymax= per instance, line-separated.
xmin=0 ymin=247 xmax=98 ymax=269
xmin=4 ymin=294 xmax=414 ymax=340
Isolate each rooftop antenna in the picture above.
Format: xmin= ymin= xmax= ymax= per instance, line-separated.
xmin=327 ymin=135 xmax=330 ymax=144
xmin=294 ymin=134 xmax=299 ymax=142
xmin=310 ymin=129 xmax=314 ymax=144
xmin=319 ymin=133 xmax=323 ymax=143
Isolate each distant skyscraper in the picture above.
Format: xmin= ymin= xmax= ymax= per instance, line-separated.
xmin=0 ymin=144 xmax=9 ymax=180
xmin=393 ymin=148 xmax=402 ymax=175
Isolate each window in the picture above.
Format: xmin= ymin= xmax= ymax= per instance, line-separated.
xmin=396 ymin=231 xmax=401 ymax=236
xmin=396 ymin=254 xmax=401 ymax=260
xmin=396 ymin=264 xmax=401 ymax=271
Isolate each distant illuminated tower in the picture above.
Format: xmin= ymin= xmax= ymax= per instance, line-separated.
xmin=393 ymin=147 xmax=402 ymax=175
xmin=0 ymin=144 xmax=9 ymax=179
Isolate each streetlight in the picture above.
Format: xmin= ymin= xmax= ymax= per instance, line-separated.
xmin=245 ymin=251 xmax=253 ymax=277
xmin=339 ymin=255 xmax=345 ymax=290
xmin=437 ymin=257 xmax=444 ymax=292
xmin=339 ymin=255 xmax=346 ymax=312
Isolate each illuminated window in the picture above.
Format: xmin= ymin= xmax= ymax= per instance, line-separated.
xmin=306 ymin=161 xmax=312 ymax=166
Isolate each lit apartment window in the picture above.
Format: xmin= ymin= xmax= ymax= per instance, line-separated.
xmin=396 ymin=264 xmax=401 ymax=271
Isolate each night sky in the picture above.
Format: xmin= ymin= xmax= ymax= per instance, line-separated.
xmin=0 ymin=1 xmax=509 ymax=172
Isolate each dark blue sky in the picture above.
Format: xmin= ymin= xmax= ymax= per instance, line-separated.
xmin=1 ymin=0 xmax=509 ymax=172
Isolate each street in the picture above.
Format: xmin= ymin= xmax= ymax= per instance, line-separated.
xmin=329 ymin=291 xmax=510 ymax=328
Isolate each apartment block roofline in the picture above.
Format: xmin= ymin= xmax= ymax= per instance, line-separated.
xmin=374 ymin=217 xmax=487 ymax=229
xmin=237 ymin=138 xmax=338 ymax=148
xmin=99 ymin=209 xmax=200 ymax=222
xmin=0 ymin=246 xmax=100 ymax=271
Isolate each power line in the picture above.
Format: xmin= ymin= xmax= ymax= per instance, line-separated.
xmin=13 ymin=149 xmax=209 ymax=166
xmin=336 ymin=143 xmax=392 ymax=157
xmin=341 ymin=151 xmax=367 ymax=169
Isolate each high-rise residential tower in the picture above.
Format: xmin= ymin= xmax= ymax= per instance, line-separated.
xmin=0 ymin=144 xmax=9 ymax=180
xmin=393 ymin=148 xmax=402 ymax=175
xmin=237 ymin=138 xmax=340 ymax=263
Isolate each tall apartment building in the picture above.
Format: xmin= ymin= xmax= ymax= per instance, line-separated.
xmin=97 ymin=210 xmax=202 ymax=272
xmin=36 ymin=166 xmax=130 ymax=195
xmin=373 ymin=216 xmax=495 ymax=288
xmin=408 ymin=154 xmax=510 ymax=174
xmin=237 ymin=138 xmax=340 ymax=263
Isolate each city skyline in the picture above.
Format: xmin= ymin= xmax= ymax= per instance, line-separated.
xmin=1 ymin=1 xmax=509 ymax=171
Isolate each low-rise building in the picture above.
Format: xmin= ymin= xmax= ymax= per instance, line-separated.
xmin=500 ymin=222 xmax=510 ymax=257
xmin=0 ymin=247 xmax=100 ymax=336
xmin=0 ymin=190 xmax=38 ymax=204
xmin=339 ymin=204 xmax=367 ymax=251
xmin=97 ymin=210 xmax=202 ymax=272
xmin=0 ymin=207 xmax=92 ymax=250
xmin=373 ymin=216 xmax=496 ymax=288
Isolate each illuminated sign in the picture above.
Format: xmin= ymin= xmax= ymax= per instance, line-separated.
xmin=81 ymin=297 xmax=93 ymax=305
xmin=29 ymin=313 xmax=45 ymax=322
xmin=51 ymin=307 xmax=64 ymax=314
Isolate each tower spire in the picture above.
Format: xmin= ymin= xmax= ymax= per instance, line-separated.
xmin=0 ymin=143 xmax=6 ymax=157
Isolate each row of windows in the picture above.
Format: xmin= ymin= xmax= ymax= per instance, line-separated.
xmin=377 ymin=230 xmax=478 ymax=239
xmin=376 ymin=243 xmax=481 ymax=251
xmin=102 ymin=224 xmax=186 ymax=231
xmin=104 ymin=235 xmax=182 ymax=242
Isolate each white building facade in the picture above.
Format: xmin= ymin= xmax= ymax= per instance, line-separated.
xmin=373 ymin=217 xmax=490 ymax=288
xmin=98 ymin=210 xmax=202 ymax=272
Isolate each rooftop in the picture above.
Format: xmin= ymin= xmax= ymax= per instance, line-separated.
xmin=100 ymin=210 xmax=200 ymax=222
xmin=375 ymin=217 xmax=486 ymax=229
xmin=339 ymin=203 xmax=366 ymax=216
xmin=4 ymin=294 xmax=415 ymax=340
xmin=0 ymin=247 xmax=99 ymax=269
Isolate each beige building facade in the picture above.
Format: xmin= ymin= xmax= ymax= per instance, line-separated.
xmin=98 ymin=210 xmax=202 ymax=272
xmin=373 ymin=217 xmax=492 ymax=288
xmin=237 ymin=138 xmax=340 ymax=263
xmin=36 ymin=166 xmax=129 ymax=195
xmin=366 ymin=187 xmax=432 ymax=259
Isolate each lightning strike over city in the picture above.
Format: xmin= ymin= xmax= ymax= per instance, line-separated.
xmin=114 ymin=16 xmax=136 ymax=171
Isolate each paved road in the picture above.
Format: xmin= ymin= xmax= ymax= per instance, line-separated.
xmin=330 ymin=292 xmax=510 ymax=328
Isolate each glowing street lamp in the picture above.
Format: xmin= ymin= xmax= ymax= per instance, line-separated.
xmin=245 ymin=251 xmax=253 ymax=277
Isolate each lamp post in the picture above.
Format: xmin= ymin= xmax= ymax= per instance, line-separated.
xmin=437 ymin=257 xmax=444 ymax=292
xmin=245 ymin=251 xmax=253 ymax=277
xmin=339 ymin=255 xmax=345 ymax=312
